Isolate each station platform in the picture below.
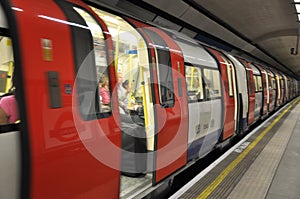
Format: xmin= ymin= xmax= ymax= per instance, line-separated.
xmin=170 ymin=97 xmax=300 ymax=199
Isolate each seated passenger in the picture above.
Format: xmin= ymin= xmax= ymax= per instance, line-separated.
xmin=0 ymin=95 xmax=19 ymax=124
xmin=99 ymin=75 xmax=110 ymax=111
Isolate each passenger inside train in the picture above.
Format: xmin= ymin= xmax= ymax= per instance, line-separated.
xmin=0 ymin=94 xmax=18 ymax=124
xmin=99 ymin=75 xmax=111 ymax=112
xmin=0 ymin=36 xmax=19 ymax=125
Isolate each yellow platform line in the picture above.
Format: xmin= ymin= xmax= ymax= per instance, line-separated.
xmin=197 ymin=97 xmax=300 ymax=199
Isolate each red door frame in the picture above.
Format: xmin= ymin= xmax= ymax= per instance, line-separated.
xmin=206 ymin=48 xmax=235 ymax=140
xmin=126 ymin=18 xmax=189 ymax=184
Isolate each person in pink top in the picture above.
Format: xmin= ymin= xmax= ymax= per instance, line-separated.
xmin=99 ymin=75 xmax=111 ymax=112
xmin=100 ymin=75 xmax=110 ymax=105
xmin=0 ymin=95 xmax=19 ymax=124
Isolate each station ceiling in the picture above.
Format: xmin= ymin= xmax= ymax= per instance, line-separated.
xmin=89 ymin=0 xmax=300 ymax=80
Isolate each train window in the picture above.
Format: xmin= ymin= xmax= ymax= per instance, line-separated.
xmin=226 ymin=64 xmax=234 ymax=97
xmin=280 ymin=79 xmax=285 ymax=89
xmin=246 ymin=69 xmax=253 ymax=95
xmin=73 ymin=8 xmax=111 ymax=115
xmin=203 ymin=68 xmax=221 ymax=100
xmin=143 ymin=28 xmax=175 ymax=108
xmin=263 ymin=73 xmax=268 ymax=90
xmin=257 ymin=76 xmax=262 ymax=91
xmin=0 ymin=36 xmax=14 ymax=95
xmin=272 ymin=77 xmax=276 ymax=89
xmin=185 ymin=65 xmax=203 ymax=103
xmin=276 ymin=76 xmax=281 ymax=91
xmin=253 ymin=76 xmax=258 ymax=92
xmin=91 ymin=8 xmax=154 ymax=120
xmin=69 ymin=7 xmax=111 ymax=119
xmin=220 ymin=55 xmax=234 ymax=97
xmin=91 ymin=8 xmax=157 ymax=152
xmin=253 ymin=75 xmax=262 ymax=92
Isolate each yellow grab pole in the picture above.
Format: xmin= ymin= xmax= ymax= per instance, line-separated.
xmin=140 ymin=66 xmax=148 ymax=128
xmin=114 ymin=26 xmax=121 ymax=73
xmin=128 ymin=53 xmax=133 ymax=107
xmin=190 ymin=66 xmax=194 ymax=90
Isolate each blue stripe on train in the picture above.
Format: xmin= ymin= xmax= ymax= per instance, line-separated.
xmin=187 ymin=129 xmax=222 ymax=162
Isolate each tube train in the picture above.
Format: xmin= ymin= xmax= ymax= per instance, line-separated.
xmin=0 ymin=0 xmax=299 ymax=198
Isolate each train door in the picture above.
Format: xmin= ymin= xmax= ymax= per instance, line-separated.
xmin=238 ymin=59 xmax=255 ymax=125
xmin=90 ymin=8 xmax=156 ymax=196
xmin=250 ymin=64 xmax=263 ymax=121
xmin=225 ymin=53 xmax=249 ymax=134
xmin=0 ymin=3 xmax=22 ymax=199
xmin=124 ymin=19 xmax=189 ymax=184
xmin=282 ymin=74 xmax=289 ymax=102
xmin=279 ymin=74 xmax=285 ymax=105
xmin=207 ymin=48 xmax=236 ymax=140
xmin=256 ymin=65 xmax=268 ymax=117
xmin=273 ymin=71 xmax=281 ymax=107
xmin=141 ymin=27 xmax=189 ymax=184
xmin=270 ymin=72 xmax=277 ymax=110
xmin=265 ymin=68 xmax=275 ymax=112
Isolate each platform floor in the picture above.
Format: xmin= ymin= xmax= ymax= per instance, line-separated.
xmin=170 ymin=97 xmax=300 ymax=199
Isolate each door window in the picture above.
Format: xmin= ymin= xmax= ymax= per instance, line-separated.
xmin=143 ymin=28 xmax=175 ymax=108
xmin=185 ymin=65 xmax=203 ymax=103
xmin=203 ymin=68 xmax=221 ymax=100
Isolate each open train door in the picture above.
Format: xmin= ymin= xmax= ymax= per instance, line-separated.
xmin=127 ymin=19 xmax=189 ymax=184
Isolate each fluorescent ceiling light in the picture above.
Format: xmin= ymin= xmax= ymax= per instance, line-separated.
xmin=294 ymin=0 xmax=300 ymax=2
